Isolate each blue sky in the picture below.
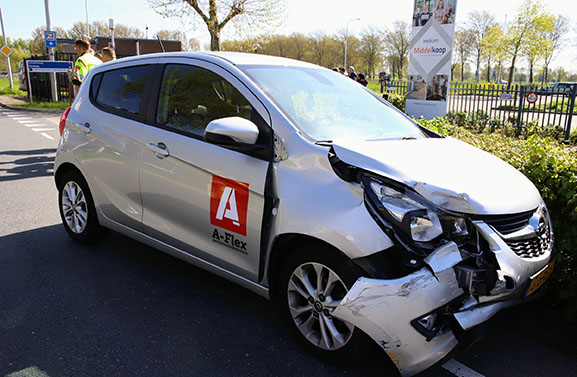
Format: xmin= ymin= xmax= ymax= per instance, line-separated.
xmin=1 ymin=0 xmax=575 ymax=70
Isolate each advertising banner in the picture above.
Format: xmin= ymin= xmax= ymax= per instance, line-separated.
xmin=406 ymin=0 xmax=457 ymax=119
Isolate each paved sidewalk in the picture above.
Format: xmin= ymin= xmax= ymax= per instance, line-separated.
xmin=0 ymin=95 xmax=65 ymax=115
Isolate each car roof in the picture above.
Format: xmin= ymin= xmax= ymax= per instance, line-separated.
xmin=104 ymin=51 xmax=320 ymax=69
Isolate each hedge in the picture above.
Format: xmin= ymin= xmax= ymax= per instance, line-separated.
xmin=416 ymin=117 xmax=577 ymax=318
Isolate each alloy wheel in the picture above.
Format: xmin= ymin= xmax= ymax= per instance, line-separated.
xmin=62 ymin=181 xmax=88 ymax=234
xmin=287 ymin=262 xmax=354 ymax=351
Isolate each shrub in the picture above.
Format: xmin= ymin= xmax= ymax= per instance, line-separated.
xmin=386 ymin=93 xmax=405 ymax=112
xmin=417 ymin=117 xmax=577 ymax=319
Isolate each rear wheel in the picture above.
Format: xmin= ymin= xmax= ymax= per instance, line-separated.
xmin=58 ymin=171 xmax=103 ymax=243
xmin=278 ymin=246 xmax=374 ymax=361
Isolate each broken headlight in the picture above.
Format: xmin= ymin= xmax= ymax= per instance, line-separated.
xmin=364 ymin=177 xmax=468 ymax=249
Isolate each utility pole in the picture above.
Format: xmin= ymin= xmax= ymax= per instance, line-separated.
xmin=0 ymin=1 xmax=13 ymax=89
xmin=44 ymin=0 xmax=58 ymax=102
xmin=109 ymin=19 xmax=115 ymax=48
xmin=85 ymin=0 xmax=89 ymax=36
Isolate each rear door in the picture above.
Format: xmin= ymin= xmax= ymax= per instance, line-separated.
xmin=69 ymin=59 xmax=156 ymax=230
xmin=138 ymin=58 xmax=273 ymax=281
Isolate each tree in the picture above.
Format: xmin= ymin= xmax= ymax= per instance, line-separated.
xmin=156 ymin=30 xmax=183 ymax=41
xmin=309 ymin=31 xmax=331 ymax=67
xmin=542 ymin=15 xmax=569 ymax=82
xmin=481 ymin=24 xmax=509 ymax=83
xmin=0 ymin=37 xmax=32 ymax=73
xmin=467 ymin=11 xmax=496 ymax=82
xmin=503 ymin=0 xmax=553 ymax=88
xmin=289 ymin=32 xmax=309 ymax=61
xmin=383 ymin=20 xmax=410 ymax=79
xmin=147 ymin=0 xmax=286 ymax=51
xmin=335 ymin=28 xmax=360 ymax=70
xmin=453 ymin=28 xmax=476 ymax=81
xmin=67 ymin=21 xmax=144 ymax=39
xmin=359 ymin=26 xmax=384 ymax=78
xmin=187 ymin=37 xmax=201 ymax=51
xmin=30 ymin=26 xmax=69 ymax=55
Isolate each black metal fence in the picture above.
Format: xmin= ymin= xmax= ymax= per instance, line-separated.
xmin=385 ymin=81 xmax=577 ymax=139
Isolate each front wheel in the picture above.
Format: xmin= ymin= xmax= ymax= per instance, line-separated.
xmin=57 ymin=171 xmax=103 ymax=243
xmin=277 ymin=246 xmax=374 ymax=361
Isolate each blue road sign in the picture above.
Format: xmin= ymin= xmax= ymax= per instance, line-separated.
xmin=45 ymin=31 xmax=57 ymax=48
xmin=27 ymin=60 xmax=73 ymax=73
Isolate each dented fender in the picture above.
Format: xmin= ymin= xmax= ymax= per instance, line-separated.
xmin=332 ymin=242 xmax=464 ymax=377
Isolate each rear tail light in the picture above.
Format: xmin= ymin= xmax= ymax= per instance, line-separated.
xmin=59 ymin=107 xmax=71 ymax=136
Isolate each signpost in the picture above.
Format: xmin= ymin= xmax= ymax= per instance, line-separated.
xmin=0 ymin=1 xmax=13 ymax=89
xmin=25 ymin=60 xmax=73 ymax=103
xmin=44 ymin=30 xmax=57 ymax=48
xmin=0 ymin=44 xmax=12 ymax=57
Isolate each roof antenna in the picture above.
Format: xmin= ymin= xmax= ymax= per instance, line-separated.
xmin=157 ymin=35 xmax=165 ymax=52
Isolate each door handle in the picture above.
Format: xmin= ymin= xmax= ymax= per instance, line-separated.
xmin=146 ymin=143 xmax=170 ymax=158
xmin=76 ymin=122 xmax=91 ymax=134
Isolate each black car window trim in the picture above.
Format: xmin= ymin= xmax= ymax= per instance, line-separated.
xmin=145 ymin=62 xmax=273 ymax=161
xmin=89 ymin=64 xmax=153 ymax=122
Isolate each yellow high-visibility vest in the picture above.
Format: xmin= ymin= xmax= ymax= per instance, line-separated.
xmin=72 ymin=52 xmax=101 ymax=85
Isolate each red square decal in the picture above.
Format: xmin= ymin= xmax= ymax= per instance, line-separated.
xmin=210 ymin=175 xmax=249 ymax=236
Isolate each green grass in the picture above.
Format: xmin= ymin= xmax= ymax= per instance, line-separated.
xmin=0 ymin=74 xmax=18 ymax=88
xmin=14 ymin=101 xmax=70 ymax=110
xmin=0 ymin=87 xmax=26 ymax=95
xmin=0 ymin=74 xmax=26 ymax=95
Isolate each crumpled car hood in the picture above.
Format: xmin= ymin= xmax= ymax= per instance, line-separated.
xmin=332 ymin=137 xmax=541 ymax=215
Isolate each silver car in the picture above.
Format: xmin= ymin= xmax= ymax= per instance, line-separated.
xmin=54 ymin=52 xmax=555 ymax=376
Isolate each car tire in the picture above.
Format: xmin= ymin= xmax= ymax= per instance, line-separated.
xmin=57 ymin=171 xmax=103 ymax=243
xmin=277 ymin=245 xmax=375 ymax=362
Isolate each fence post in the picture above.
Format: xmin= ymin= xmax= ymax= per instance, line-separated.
xmin=564 ymin=84 xmax=577 ymax=142
xmin=516 ymin=85 xmax=526 ymax=137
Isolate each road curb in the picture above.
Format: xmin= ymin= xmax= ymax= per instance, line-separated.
xmin=0 ymin=101 xmax=65 ymax=115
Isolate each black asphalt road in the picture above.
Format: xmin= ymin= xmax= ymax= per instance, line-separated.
xmin=1 ymin=108 xmax=576 ymax=377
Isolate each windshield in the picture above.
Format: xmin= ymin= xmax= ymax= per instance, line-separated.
xmin=241 ymin=66 xmax=426 ymax=142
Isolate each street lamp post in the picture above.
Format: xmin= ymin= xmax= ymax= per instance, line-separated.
xmin=344 ymin=17 xmax=360 ymax=72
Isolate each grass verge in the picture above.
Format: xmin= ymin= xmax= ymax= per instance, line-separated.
xmin=13 ymin=101 xmax=70 ymax=111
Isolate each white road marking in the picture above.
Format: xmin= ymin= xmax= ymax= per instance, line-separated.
xmin=40 ymin=133 xmax=55 ymax=140
xmin=17 ymin=120 xmax=39 ymax=123
xmin=9 ymin=116 xmax=32 ymax=120
xmin=32 ymin=128 xmax=55 ymax=132
xmin=23 ymin=123 xmax=46 ymax=127
xmin=442 ymin=359 xmax=485 ymax=377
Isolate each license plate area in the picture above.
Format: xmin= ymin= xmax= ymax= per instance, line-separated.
xmin=524 ymin=258 xmax=555 ymax=298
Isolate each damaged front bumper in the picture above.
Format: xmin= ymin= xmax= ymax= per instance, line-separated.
xmin=332 ymin=223 xmax=554 ymax=377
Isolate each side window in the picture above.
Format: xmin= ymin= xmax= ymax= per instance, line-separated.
xmin=156 ymin=64 xmax=253 ymax=137
xmin=95 ymin=65 xmax=150 ymax=116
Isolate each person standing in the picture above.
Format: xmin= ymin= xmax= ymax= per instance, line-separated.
xmin=100 ymin=47 xmax=117 ymax=63
xmin=69 ymin=38 xmax=101 ymax=88
xmin=348 ymin=66 xmax=357 ymax=81
xmin=357 ymin=73 xmax=368 ymax=86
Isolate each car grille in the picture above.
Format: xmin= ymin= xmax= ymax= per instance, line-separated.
xmin=504 ymin=229 xmax=551 ymax=259
xmin=477 ymin=210 xmax=534 ymax=235
xmin=476 ymin=209 xmax=552 ymax=259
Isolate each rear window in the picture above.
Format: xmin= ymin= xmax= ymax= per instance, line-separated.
xmin=93 ymin=65 xmax=150 ymax=116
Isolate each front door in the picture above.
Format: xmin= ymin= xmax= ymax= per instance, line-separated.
xmin=138 ymin=59 xmax=272 ymax=281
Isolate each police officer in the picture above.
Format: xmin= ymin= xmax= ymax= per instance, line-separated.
xmin=69 ymin=38 xmax=101 ymax=88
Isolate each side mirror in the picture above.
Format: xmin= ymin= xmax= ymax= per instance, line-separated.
xmin=204 ymin=117 xmax=259 ymax=145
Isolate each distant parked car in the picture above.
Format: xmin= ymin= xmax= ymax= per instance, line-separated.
xmin=18 ymin=61 xmax=27 ymax=91
xmin=536 ymin=82 xmax=575 ymax=96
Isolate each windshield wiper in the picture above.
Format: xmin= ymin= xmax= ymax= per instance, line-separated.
xmin=315 ymin=140 xmax=333 ymax=146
